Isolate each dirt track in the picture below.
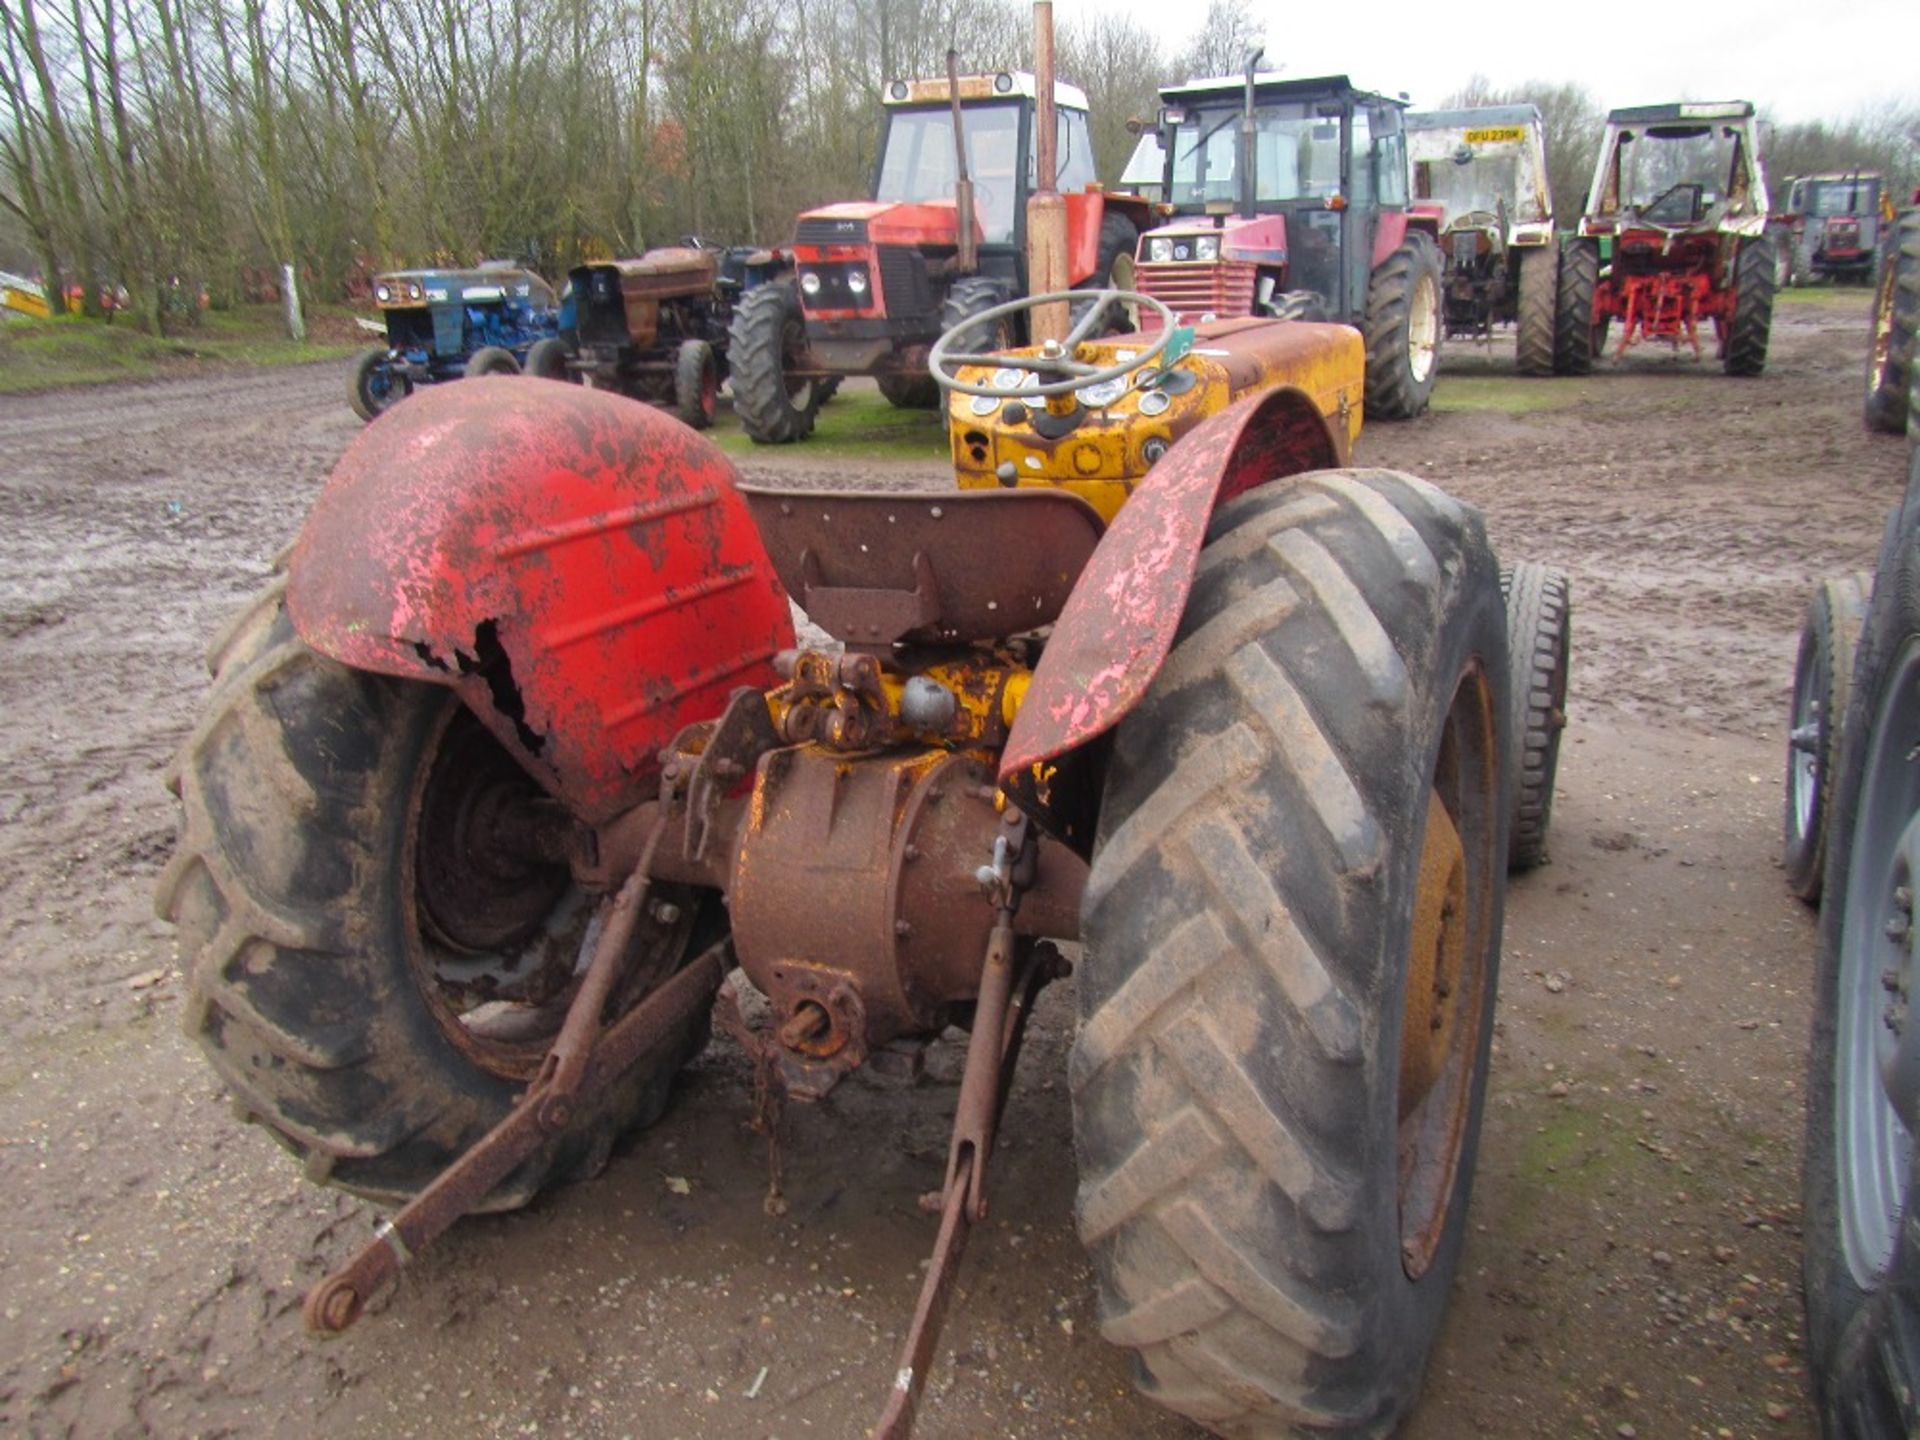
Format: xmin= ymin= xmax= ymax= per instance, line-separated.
xmin=0 ymin=291 xmax=1906 ymax=1439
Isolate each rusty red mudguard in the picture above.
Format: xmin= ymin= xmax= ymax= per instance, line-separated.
xmin=1000 ymin=387 xmax=1342 ymax=788
xmin=288 ymin=379 xmax=793 ymax=824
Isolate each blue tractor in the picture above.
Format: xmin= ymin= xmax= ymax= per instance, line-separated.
xmin=349 ymin=261 xmax=560 ymax=422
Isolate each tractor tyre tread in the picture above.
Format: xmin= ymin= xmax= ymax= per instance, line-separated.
xmin=154 ymin=587 xmax=709 ymax=1207
xmin=1864 ymin=210 xmax=1920 ymax=435
xmin=1363 ymin=232 xmax=1444 ymax=420
xmin=1076 ymin=468 xmax=1507 ymax=1437
xmin=466 ymin=345 xmax=520 ymax=378
xmin=1499 ymin=562 xmax=1571 ymax=870
xmin=1555 ymin=239 xmax=1599 ymax=376
xmin=673 ymin=338 xmax=718 ymax=430
xmin=1515 ymin=244 xmax=1559 ymax=377
xmin=727 ymin=281 xmax=822 ymax=444
xmin=1724 ymin=235 xmax=1777 ymax=377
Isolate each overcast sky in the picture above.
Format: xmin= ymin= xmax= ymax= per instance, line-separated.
xmin=1047 ymin=0 xmax=1918 ymax=126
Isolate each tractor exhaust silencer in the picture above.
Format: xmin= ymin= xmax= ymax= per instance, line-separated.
xmin=1026 ymin=0 xmax=1069 ymax=343
xmin=1239 ymin=48 xmax=1265 ymax=222
xmin=948 ymin=50 xmax=978 ymax=275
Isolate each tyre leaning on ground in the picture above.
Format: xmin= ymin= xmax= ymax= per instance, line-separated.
xmin=1784 ymin=572 xmax=1874 ymax=903
xmin=673 ymin=338 xmax=719 ymax=429
xmin=1803 ymin=455 xmax=1920 ymax=1438
xmin=348 ymin=348 xmax=408 ymax=423
xmin=728 ymin=280 xmax=826 ymax=444
xmin=1515 ymin=243 xmax=1559 ymax=377
xmin=154 ymin=577 xmax=717 ymax=1207
xmin=1864 ymin=209 xmax=1919 ymax=436
xmin=1723 ymin=234 xmax=1776 ymax=377
xmin=1554 ymin=238 xmax=1601 ymax=376
xmin=524 ymin=336 xmax=575 ymax=382
xmin=1363 ymin=231 xmax=1445 ymax=419
xmin=1075 ymin=468 xmax=1508 ymax=1436
xmin=466 ymin=345 xmax=520 ymax=377
xmin=1501 ymin=562 xmax=1571 ymax=871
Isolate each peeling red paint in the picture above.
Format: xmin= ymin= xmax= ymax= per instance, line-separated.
xmin=1000 ymin=387 xmax=1339 ymax=782
xmin=288 ymin=379 xmax=792 ymax=823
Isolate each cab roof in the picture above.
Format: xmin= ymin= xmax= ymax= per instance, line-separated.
xmin=1606 ymin=101 xmax=1754 ymax=125
xmin=1406 ymin=103 xmax=1542 ymax=134
xmin=883 ymin=71 xmax=1089 ymax=112
xmin=1159 ymin=72 xmax=1403 ymax=109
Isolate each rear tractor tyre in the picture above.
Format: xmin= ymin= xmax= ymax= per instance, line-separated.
xmin=1784 ymin=572 xmax=1874 ymax=903
xmin=728 ymin=281 xmax=826 ymax=444
xmin=1515 ymin=243 xmax=1559 ymax=377
xmin=524 ymin=336 xmax=575 ymax=383
xmin=1069 ymin=212 xmax=1142 ymax=332
xmin=348 ymin=348 xmax=408 ymax=423
xmin=1076 ymin=468 xmax=1508 ymax=1436
xmin=1723 ymin=235 xmax=1777 ymax=377
xmin=1554 ymin=239 xmax=1600 ymax=376
xmin=1363 ymin=231 xmax=1445 ymax=419
xmin=1803 ymin=472 xmax=1920 ymax=1437
xmin=466 ymin=345 xmax=520 ymax=378
xmin=1500 ymin=562 xmax=1571 ymax=871
xmin=940 ymin=276 xmax=1013 ymax=354
xmin=1864 ymin=210 xmax=1919 ymax=436
xmin=154 ymin=584 xmax=716 ymax=1207
xmin=673 ymin=338 xmax=719 ymax=430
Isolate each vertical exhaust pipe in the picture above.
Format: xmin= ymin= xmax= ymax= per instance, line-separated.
xmin=1027 ymin=0 xmax=1069 ymax=343
xmin=1238 ymin=48 xmax=1264 ymax=222
xmin=948 ymin=50 xmax=978 ymax=276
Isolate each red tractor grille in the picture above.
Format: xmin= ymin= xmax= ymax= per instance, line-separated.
xmin=1136 ymin=261 xmax=1259 ymax=329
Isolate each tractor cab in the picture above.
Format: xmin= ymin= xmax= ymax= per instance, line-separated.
xmin=1405 ymin=105 xmax=1555 ymax=343
xmin=1132 ymin=73 xmax=1431 ymax=331
xmin=1581 ymin=102 xmax=1769 ymax=244
xmin=1778 ymin=171 xmax=1886 ymax=283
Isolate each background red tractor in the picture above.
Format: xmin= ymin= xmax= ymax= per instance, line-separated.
xmin=727 ymin=66 xmax=1150 ymax=442
xmin=1556 ymin=101 xmax=1777 ymax=376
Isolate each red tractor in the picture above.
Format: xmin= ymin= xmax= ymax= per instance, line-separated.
xmin=1556 ymin=101 xmax=1777 ymax=375
xmin=726 ymin=68 xmax=1151 ymax=442
xmin=1121 ymin=62 xmax=1449 ymax=419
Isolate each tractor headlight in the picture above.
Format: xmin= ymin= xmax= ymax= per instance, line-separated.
xmin=1173 ymin=241 xmax=1192 ymax=261
xmin=847 ymin=269 xmax=868 ymax=296
xmin=1147 ymin=238 xmax=1173 ymax=263
xmin=1195 ymin=236 xmax=1219 ymax=261
xmin=800 ymin=272 xmax=822 ymax=296
xmin=408 ymin=282 xmax=423 ymax=300
xmin=375 ymin=284 xmax=392 ymax=303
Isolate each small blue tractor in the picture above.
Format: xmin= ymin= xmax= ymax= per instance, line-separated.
xmin=349 ymin=261 xmax=560 ymax=422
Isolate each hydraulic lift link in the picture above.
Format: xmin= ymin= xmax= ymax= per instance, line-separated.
xmin=869 ymin=923 xmax=1060 ymax=1440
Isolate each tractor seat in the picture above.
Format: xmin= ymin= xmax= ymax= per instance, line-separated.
xmin=738 ymin=486 xmax=1106 ymax=648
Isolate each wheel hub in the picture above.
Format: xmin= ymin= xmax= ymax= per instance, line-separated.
xmin=1402 ymin=791 xmax=1468 ymax=1114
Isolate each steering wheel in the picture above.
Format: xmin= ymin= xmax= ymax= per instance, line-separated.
xmin=929 ymin=289 xmax=1177 ymax=398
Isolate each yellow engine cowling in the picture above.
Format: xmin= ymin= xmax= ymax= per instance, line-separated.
xmin=946 ymin=315 xmax=1365 ymax=523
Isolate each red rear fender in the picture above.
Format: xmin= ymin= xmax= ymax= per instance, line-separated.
xmin=287 ymin=380 xmax=793 ymax=824
xmin=1001 ymin=386 xmax=1345 ymax=792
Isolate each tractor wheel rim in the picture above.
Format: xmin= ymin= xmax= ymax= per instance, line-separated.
xmin=1398 ymin=661 xmax=1499 ymax=1278
xmin=1789 ymin=640 xmax=1827 ymax=842
xmin=405 ymin=701 xmax=689 ymax=1079
xmin=1866 ymin=267 xmax=1897 ymax=401
xmin=1838 ymin=637 xmax=1920 ymax=1288
xmin=1409 ymin=274 xmax=1439 ymax=384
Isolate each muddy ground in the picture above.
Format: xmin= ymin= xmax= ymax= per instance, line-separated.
xmin=0 ymin=290 xmax=1906 ymax=1439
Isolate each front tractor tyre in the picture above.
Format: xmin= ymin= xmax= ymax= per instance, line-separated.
xmin=1501 ymin=562 xmax=1572 ymax=871
xmin=1076 ymin=468 xmax=1509 ymax=1436
xmin=1515 ymin=243 xmax=1559 ymax=377
xmin=1803 ymin=471 xmax=1920 ymax=1437
xmin=1784 ymin=573 xmax=1873 ymax=903
xmin=1723 ymin=235 xmax=1777 ymax=377
xmin=1864 ymin=210 xmax=1919 ymax=435
xmin=1555 ymin=239 xmax=1601 ymax=376
xmin=728 ymin=281 xmax=827 ymax=444
xmin=524 ymin=337 xmax=575 ymax=383
xmin=673 ymin=338 xmax=719 ymax=430
xmin=1364 ymin=232 xmax=1445 ymax=419
xmin=348 ymin=349 xmax=409 ymax=423
xmin=466 ymin=345 xmax=521 ymax=378
xmin=155 ymin=580 xmax=716 ymax=1207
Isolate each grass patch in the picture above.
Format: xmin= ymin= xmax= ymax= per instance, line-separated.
xmin=1429 ymin=373 xmax=1583 ymax=416
xmin=711 ymin=385 xmax=950 ymax=462
xmin=1773 ymin=283 xmax=1877 ymax=309
xmin=0 ymin=304 xmax=361 ymax=394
